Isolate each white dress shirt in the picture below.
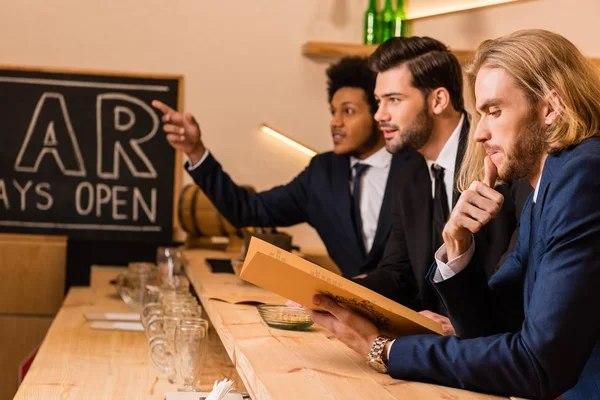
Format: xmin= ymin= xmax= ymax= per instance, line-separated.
xmin=350 ymin=146 xmax=393 ymax=254
xmin=425 ymin=114 xmax=464 ymax=213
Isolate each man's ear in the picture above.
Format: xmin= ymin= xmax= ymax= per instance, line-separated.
xmin=430 ymin=88 xmax=451 ymax=115
xmin=542 ymin=90 xmax=563 ymax=126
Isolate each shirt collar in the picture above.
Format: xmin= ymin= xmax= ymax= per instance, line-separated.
xmin=533 ymin=172 xmax=542 ymax=203
xmin=428 ymin=114 xmax=465 ymax=172
xmin=350 ymin=145 xmax=392 ymax=169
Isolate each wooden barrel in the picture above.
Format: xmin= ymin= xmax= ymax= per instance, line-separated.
xmin=178 ymin=184 xmax=254 ymax=238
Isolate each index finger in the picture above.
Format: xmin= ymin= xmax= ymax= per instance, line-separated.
xmin=151 ymin=100 xmax=174 ymax=115
xmin=470 ymin=180 xmax=505 ymax=207
xmin=483 ymin=156 xmax=498 ymax=188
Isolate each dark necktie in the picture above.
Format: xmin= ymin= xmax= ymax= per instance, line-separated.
xmin=352 ymin=163 xmax=370 ymax=256
xmin=431 ymin=164 xmax=450 ymax=252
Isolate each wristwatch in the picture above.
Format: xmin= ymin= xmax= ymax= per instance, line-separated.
xmin=366 ymin=335 xmax=393 ymax=373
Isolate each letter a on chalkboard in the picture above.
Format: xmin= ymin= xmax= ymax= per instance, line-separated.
xmin=15 ymin=92 xmax=86 ymax=177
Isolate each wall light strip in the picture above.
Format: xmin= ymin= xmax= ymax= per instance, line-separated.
xmin=407 ymin=0 xmax=522 ymax=20
xmin=259 ymin=123 xmax=317 ymax=158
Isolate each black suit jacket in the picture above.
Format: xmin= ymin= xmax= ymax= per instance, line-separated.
xmin=357 ymin=118 xmax=532 ymax=314
xmin=186 ymin=150 xmax=415 ymax=277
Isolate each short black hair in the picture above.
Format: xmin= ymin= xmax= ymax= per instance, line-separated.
xmin=370 ymin=36 xmax=464 ymax=112
xmin=326 ymin=56 xmax=378 ymax=114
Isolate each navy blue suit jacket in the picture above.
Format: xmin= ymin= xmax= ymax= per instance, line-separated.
xmin=186 ymin=150 xmax=415 ymax=277
xmin=387 ymin=138 xmax=600 ymax=399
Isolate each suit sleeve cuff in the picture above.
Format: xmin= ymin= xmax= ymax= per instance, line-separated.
xmin=432 ymin=238 xmax=475 ymax=283
xmin=186 ymin=150 xmax=211 ymax=171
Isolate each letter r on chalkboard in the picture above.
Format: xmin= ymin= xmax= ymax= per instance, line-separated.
xmin=97 ymin=93 xmax=158 ymax=180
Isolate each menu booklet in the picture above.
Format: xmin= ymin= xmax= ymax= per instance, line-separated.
xmin=239 ymin=237 xmax=443 ymax=337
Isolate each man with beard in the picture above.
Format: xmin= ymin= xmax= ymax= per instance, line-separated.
xmin=307 ymin=30 xmax=600 ymax=399
xmin=354 ymin=36 xmax=530 ymax=334
xmin=153 ymin=57 xmax=415 ymax=278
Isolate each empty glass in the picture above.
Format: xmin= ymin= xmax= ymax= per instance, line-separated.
xmin=157 ymin=247 xmax=185 ymax=277
xmin=143 ymin=296 xmax=199 ymax=338
xmin=147 ymin=316 xmax=207 ymax=387
xmin=175 ymin=318 xmax=209 ymax=391
xmin=116 ymin=262 xmax=159 ymax=310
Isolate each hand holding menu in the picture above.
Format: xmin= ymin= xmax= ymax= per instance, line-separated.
xmin=239 ymin=237 xmax=443 ymax=337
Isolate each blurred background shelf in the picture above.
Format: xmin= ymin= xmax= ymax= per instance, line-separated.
xmin=302 ymin=41 xmax=474 ymax=64
xmin=302 ymin=41 xmax=600 ymax=68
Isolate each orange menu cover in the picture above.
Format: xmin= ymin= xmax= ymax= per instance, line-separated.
xmin=239 ymin=237 xmax=443 ymax=337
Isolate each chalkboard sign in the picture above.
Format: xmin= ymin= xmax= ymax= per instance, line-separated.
xmin=0 ymin=67 xmax=182 ymax=242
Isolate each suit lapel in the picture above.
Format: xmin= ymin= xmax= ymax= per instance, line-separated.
xmin=452 ymin=115 xmax=470 ymax=207
xmin=523 ymin=160 xmax=554 ymax=310
xmin=521 ymin=197 xmax=534 ymax=310
xmin=406 ymin=155 xmax=435 ymax=291
xmin=331 ymin=155 xmax=364 ymax=258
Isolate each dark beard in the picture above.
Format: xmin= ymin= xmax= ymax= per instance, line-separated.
xmin=384 ymin=106 xmax=434 ymax=154
xmin=501 ymin=116 xmax=546 ymax=181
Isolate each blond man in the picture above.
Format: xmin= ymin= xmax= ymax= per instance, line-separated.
xmin=307 ymin=30 xmax=600 ymax=399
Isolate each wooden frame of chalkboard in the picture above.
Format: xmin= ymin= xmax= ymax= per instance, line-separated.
xmin=0 ymin=65 xmax=184 ymax=242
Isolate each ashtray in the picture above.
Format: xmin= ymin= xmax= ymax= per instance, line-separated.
xmin=257 ymin=304 xmax=314 ymax=331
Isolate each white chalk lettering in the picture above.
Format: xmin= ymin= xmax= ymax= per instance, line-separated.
xmin=114 ymin=106 xmax=136 ymax=131
xmin=112 ymin=186 xmax=128 ymax=220
xmin=133 ymin=187 xmax=156 ymax=223
xmin=12 ymin=180 xmax=33 ymax=211
xmin=35 ymin=182 xmax=53 ymax=211
xmin=0 ymin=180 xmax=9 ymax=210
xmin=43 ymin=121 xmax=58 ymax=146
xmin=95 ymin=183 xmax=111 ymax=218
xmin=75 ymin=182 xmax=94 ymax=216
xmin=15 ymin=93 xmax=86 ymax=177
xmin=96 ymin=94 xmax=158 ymax=180
xmin=75 ymin=183 xmax=156 ymax=223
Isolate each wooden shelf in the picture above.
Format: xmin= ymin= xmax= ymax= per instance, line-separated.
xmin=302 ymin=41 xmax=600 ymax=68
xmin=302 ymin=41 xmax=475 ymax=64
xmin=302 ymin=42 xmax=378 ymax=58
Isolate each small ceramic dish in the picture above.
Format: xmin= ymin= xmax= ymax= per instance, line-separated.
xmin=257 ymin=304 xmax=314 ymax=331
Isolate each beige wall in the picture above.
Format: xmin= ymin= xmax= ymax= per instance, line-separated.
xmin=411 ymin=0 xmax=600 ymax=57
xmin=1 ymin=0 xmax=597 ymax=250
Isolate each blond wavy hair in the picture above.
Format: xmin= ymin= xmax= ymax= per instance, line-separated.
xmin=457 ymin=29 xmax=600 ymax=191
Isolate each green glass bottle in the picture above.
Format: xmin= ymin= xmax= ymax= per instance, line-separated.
xmin=375 ymin=9 xmax=383 ymax=43
xmin=381 ymin=0 xmax=395 ymax=42
xmin=363 ymin=0 xmax=378 ymax=45
xmin=393 ymin=0 xmax=407 ymax=37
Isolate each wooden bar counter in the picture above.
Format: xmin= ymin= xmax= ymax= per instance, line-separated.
xmin=15 ymin=249 xmax=514 ymax=400
xmin=13 ymin=258 xmax=243 ymax=400
xmin=184 ymin=249 xmax=509 ymax=400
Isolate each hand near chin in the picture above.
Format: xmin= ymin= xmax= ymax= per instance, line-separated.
xmin=443 ymin=156 xmax=504 ymax=259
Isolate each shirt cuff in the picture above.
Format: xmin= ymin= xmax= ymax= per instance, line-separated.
xmin=386 ymin=339 xmax=395 ymax=363
xmin=186 ymin=150 xmax=210 ymax=171
xmin=432 ymin=238 xmax=475 ymax=283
